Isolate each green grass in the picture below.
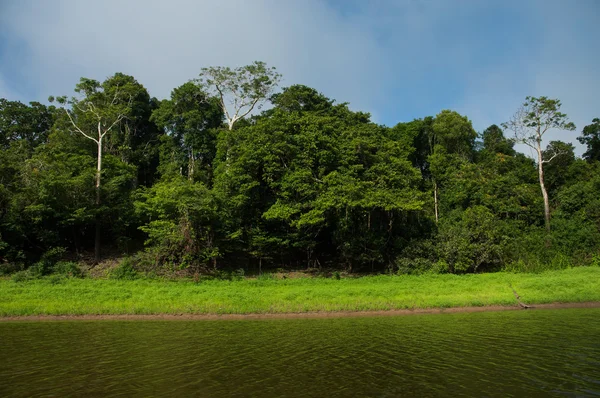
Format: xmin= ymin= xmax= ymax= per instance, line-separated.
xmin=1 ymin=267 xmax=599 ymax=316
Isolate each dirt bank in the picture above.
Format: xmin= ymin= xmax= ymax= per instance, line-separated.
xmin=2 ymin=302 xmax=599 ymax=322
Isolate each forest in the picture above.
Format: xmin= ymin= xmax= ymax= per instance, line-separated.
xmin=1 ymin=62 xmax=599 ymax=277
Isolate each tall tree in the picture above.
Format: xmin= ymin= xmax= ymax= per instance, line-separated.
xmin=429 ymin=110 xmax=477 ymax=223
xmin=151 ymin=82 xmax=223 ymax=182
xmin=99 ymin=73 xmax=162 ymax=187
xmin=480 ymin=124 xmax=515 ymax=157
xmin=578 ymin=118 xmax=600 ymax=162
xmin=197 ymin=61 xmax=281 ymax=130
xmin=542 ymin=140 xmax=575 ymax=199
xmin=0 ymin=99 xmax=54 ymax=149
xmin=50 ymin=76 xmax=134 ymax=260
xmin=503 ymin=96 xmax=575 ymax=231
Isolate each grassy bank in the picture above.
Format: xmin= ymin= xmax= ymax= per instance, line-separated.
xmin=1 ymin=267 xmax=599 ymax=317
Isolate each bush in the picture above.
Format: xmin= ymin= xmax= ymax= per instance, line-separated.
xmin=48 ymin=274 xmax=67 ymax=285
xmin=52 ymin=261 xmax=83 ymax=278
xmin=437 ymin=207 xmax=507 ymax=273
xmin=257 ymin=272 xmax=275 ymax=281
xmin=26 ymin=247 xmax=68 ymax=277
xmin=504 ymin=253 xmax=573 ymax=273
xmin=394 ymin=257 xmax=435 ymax=275
xmin=11 ymin=270 xmax=35 ymax=282
xmin=109 ymin=258 xmax=138 ymax=280
xmin=0 ymin=262 xmax=23 ymax=276
xmin=27 ymin=262 xmax=48 ymax=278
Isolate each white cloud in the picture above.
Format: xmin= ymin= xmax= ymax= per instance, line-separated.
xmin=1 ymin=0 xmax=598 ymax=156
xmin=0 ymin=0 xmax=389 ymax=116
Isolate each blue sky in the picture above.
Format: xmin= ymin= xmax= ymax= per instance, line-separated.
xmin=0 ymin=0 xmax=598 ymax=155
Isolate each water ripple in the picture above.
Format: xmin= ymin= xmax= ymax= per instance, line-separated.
xmin=1 ymin=308 xmax=599 ymax=397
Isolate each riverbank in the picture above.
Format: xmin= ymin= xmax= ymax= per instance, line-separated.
xmin=1 ymin=267 xmax=599 ymax=318
xmin=2 ymin=302 xmax=600 ymax=322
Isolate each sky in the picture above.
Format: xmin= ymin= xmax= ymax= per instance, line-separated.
xmin=0 ymin=0 xmax=598 ymax=156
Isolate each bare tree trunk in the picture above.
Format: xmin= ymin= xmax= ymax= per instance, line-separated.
xmin=433 ymin=180 xmax=439 ymax=224
xmin=94 ymin=136 xmax=103 ymax=262
xmin=188 ymin=148 xmax=195 ymax=182
xmin=536 ymin=147 xmax=551 ymax=231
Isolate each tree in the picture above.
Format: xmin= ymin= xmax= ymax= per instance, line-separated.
xmin=0 ymin=99 xmax=54 ymax=149
xmin=98 ymin=73 xmax=162 ymax=187
xmin=135 ymin=177 xmax=219 ymax=269
xmin=502 ymin=96 xmax=575 ymax=231
xmin=151 ymin=82 xmax=223 ymax=183
xmin=541 ymin=140 xmax=575 ymax=198
xmin=269 ymin=85 xmax=334 ymax=114
xmin=578 ymin=118 xmax=600 ymax=162
xmin=429 ymin=110 xmax=477 ymax=223
xmin=197 ymin=61 xmax=281 ymax=130
xmin=480 ymin=124 xmax=515 ymax=157
xmin=437 ymin=206 xmax=507 ymax=273
xmin=50 ymin=76 xmax=134 ymax=260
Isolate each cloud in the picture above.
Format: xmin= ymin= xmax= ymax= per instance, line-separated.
xmin=1 ymin=0 xmax=598 ymax=156
xmin=0 ymin=0 xmax=389 ymax=114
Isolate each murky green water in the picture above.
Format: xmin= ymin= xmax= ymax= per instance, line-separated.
xmin=1 ymin=308 xmax=599 ymax=397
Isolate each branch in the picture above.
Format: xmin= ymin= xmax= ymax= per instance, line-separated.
xmin=214 ymin=84 xmax=232 ymax=123
xmin=85 ymin=101 xmax=102 ymax=121
xmin=101 ymin=114 xmax=126 ymax=138
xmin=236 ymin=97 xmax=260 ymax=121
xmin=63 ymin=108 xmax=98 ymax=143
xmin=541 ymin=149 xmax=566 ymax=164
xmin=509 ymin=284 xmax=532 ymax=309
xmin=111 ymin=85 xmax=120 ymax=105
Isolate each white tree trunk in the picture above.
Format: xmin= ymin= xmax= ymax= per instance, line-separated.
xmin=433 ymin=180 xmax=439 ymax=224
xmin=94 ymin=135 xmax=103 ymax=261
xmin=536 ymin=146 xmax=551 ymax=231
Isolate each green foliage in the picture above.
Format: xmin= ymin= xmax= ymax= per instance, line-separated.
xmin=436 ymin=207 xmax=508 ymax=273
xmin=109 ymin=258 xmax=138 ymax=280
xmin=0 ymin=261 xmax=22 ymax=276
xmin=151 ymin=82 xmax=223 ymax=182
xmin=257 ymin=272 xmax=276 ymax=281
xmin=577 ymin=118 xmax=600 ymax=162
xmin=432 ymin=110 xmax=478 ymax=159
xmin=135 ymin=177 xmax=219 ymax=269
xmin=52 ymin=261 xmax=83 ymax=278
xmin=197 ymin=61 xmax=281 ymax=129
xmin=0 ymin=99 xmax=54 ymax=148
xmin=480 ymin=124 xmax=515 ymax=157
xmin=1 ymin=69 xmax=598 ymax=277
xmin=26 ymin=247 xmax=67 ymax=277
xmin=11 ymin=270 xmax=35 ymax=283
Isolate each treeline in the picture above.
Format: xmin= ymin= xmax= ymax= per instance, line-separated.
xmin=1 ymin=63 xmax=599 ymax=275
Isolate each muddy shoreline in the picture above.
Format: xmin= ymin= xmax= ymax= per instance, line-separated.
xmin=2 ymin=302 xmax=599 ymax=322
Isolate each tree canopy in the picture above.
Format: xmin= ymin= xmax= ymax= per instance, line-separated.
xmin=1 ymin=64 xmax=598 ymax=275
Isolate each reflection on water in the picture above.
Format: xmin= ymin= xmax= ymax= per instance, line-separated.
xmin=1 ymin=308 xmax=599 ymax=397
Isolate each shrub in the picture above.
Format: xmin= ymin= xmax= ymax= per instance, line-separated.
xmin=257 ymin=272 xmax=275 ymax=281
xmin=11 ymin=270 xmax=34 ymax=282
xmin=0 ymin=262 xmax=23 ymax=276
xmin=437 ymin=207 xmax=507 ymax=273
xmin=48 ymin=274 xmax=67 ymax=285
xmin=52 ymin=261 xmax=83 ymax=278
xmin=109 ymin=258 xmax=138 ymax=280
xmin=26 ymin=247 xmax=68 ymax=277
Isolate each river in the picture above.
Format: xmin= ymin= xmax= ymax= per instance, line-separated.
xmin=1 ymin=308 xmax=599 ymax=397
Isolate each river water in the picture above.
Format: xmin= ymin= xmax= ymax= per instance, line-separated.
xmin=1 ymin=308 xmax=599 ymax=397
